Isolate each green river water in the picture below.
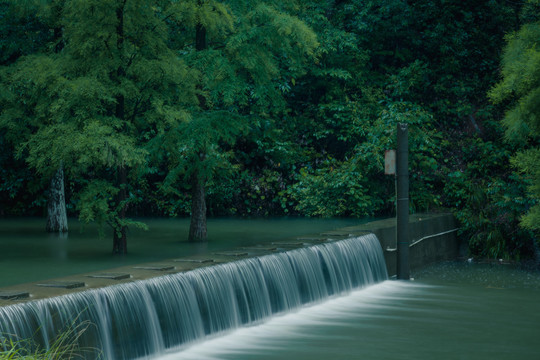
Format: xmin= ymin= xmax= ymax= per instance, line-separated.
xmin=0 ymin=217 xmax=361 ymax=287
xmin=156 ymin=261 xmax=540 ymax=360
xmin=1 ymin=218 xmax=539 ymax=360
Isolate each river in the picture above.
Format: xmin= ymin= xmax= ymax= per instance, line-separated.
xmin=155 ymin=261 xmax=540 ymax=360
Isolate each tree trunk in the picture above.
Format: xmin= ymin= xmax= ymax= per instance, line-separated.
xmin=112 ymin=165 xmax=128 ymax=254
xmin=112 ymin=1 xmax=128 ymax=255
xmin=189 ymin=171 xmax=207 ymax=242
xmin=188 ymin=20 xmax=209 ymax=243
xmin=112 ymin=221 xmax=127 ymax=254
xmin=195 ymin=23 xmax=207 ymax=51
xmin=46 ymin=10 xmax=68 ymax=234
xmin=46 ymin=165 xmax=68 ymax=233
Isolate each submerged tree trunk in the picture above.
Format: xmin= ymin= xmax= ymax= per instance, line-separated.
xmin=112 ymin=220 xmax=128 ymax=254
xmin=46 ymin=165 xmax=68 ymax=233
xmin=189 ymin=170 xmax=207 ymax=242
xmin=112 ymin=165 xmax=128 ymax=254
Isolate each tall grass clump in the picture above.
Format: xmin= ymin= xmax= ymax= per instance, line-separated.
xmin=0 ymin=317 xmax=99 ymax=359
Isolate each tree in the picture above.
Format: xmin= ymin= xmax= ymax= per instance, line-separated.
xmin=1 ymin=0 xmax=195 ymax=253
xmin=43 ymin=0 xmax=69 ymax=233
xmin=0 ymin=0 xmax=69 ymax=229
xmin=490 ymin=13 xmax=540 ymax=233
xmin=162 ymin=0 xmax=318 ymax=241
xmin=274 ymin=0 xmax=444 ymax=217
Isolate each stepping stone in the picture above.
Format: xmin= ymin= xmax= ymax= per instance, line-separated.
xmin=133 ymin=265 xmax=175 ymax=271
xmin=0 ymin=291 xmax=30 ymax=300
xmin=86 ymin=273 xmax=131 ymax=280
xmin=36 ymin=281 xmax=85 ymax=289
xmin=296 ymin=237 xmax=327 ymax=242
xmin=272 ymin=241 xmax=304 ymax=247
xmin=320 ymin=232 xmax=352 ymax=237
xmin=173 ymin=258 xmax=214 ymax=263
xmin=241 ymin=246 xmax=277 ymax=251
xmin=213 ymin=251 xmax=248 ymax=257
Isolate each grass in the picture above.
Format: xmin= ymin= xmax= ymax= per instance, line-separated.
xmin=0 ymin=317 xmax=99 ymax=360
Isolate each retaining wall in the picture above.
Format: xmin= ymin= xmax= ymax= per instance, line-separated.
xmin=350 ymin=213 xmax=460 ymax=276
xmin=0 ymin=213 xmax=459 ymax=306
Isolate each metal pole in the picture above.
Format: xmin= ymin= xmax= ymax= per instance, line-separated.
xmin=396 ymin=123 xmax=410 ymax=280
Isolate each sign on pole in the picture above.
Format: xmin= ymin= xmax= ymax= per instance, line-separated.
xmin=385 ymin=150 xmax=396 ymax=175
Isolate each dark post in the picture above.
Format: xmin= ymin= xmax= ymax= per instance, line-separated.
xmin=396 ymin=123 xmax=410 ymax=280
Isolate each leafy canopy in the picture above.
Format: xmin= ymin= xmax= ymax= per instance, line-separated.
xmin=490 ymin=17 xmax=540 ymax=231
xmin=0 ymin=0 xmax=196 ymax=233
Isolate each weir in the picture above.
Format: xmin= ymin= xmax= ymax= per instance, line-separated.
xmin=0 ymin=234 xmax=387 ymax=360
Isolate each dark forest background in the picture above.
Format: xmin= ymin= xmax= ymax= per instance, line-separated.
xmin=1 ymin=0 xmax=538 ymax=260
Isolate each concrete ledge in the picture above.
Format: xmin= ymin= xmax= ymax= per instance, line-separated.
xmin=86 ymin=273 xmax=131 ymax=280
xmin=213 ymin=251 xmax=249 ymax=257
xmin=173 ymin=258 xmax=214 ymax=264
xmin=133 ymin=265 xmax=176 ymax=271
xmin=36 ymin=281 xmax=86 ymax=289
xmin=0 ymin=291 xmax=30 ymax=300
xmin=0 ymin=213 xmax=458 ymax=306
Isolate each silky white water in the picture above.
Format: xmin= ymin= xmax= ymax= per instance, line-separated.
xmin=0 ymin=234 xmax=387 ymax=359
xmin=153 ymin=263 xmax=540 ymax=360
xmin=152 ymin=280 xmax=411 ymax=360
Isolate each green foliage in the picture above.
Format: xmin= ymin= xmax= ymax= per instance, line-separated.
xmin=490 ymin=22 xmax=540 ymax=141
xmin=512 ymin=149 xmax=540 ymax=230
xmin=75 ymin=178 xmax=149 ymax=238
xmin=0 ymin=132 xmax=45 ymax=216
xmin=285 ymin=94 xmax=442 ymax=217
xmin=0 ymin=0 xmax=537 ymax=259
xmin=490 ymin=17 xmax=540 ymax=234
xmin=158 ymin=0 xmax=318 ymax=229
xmin=369 ymin=101 xmax=442 ymax=212
xmin=443 ymin=134 xmax=536 ymax=259
xmin=289 ymin=157 xmax=384 ymax=217
xmin=0 ymin=0 xmax=52 ymax=66
xmin=206 ymin=168 xmax=289 ymax=216
xmin=169 ymin=1 xmax=318 ymax=111
xmin=160 ymin=111 xmax=246 ymax=191
xmin=1 ymin=0 xmax=195 ymax=243
xmin=168 ymin=0 xmax=234 ymax=35
xmin=521 ymin=0 xmax=540 ymax=23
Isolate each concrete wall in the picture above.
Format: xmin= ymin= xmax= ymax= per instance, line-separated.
xmin=344 ymin=213 xmax=460 ymax=276
xmin=0 ymin=213 xmax=459 ymax=306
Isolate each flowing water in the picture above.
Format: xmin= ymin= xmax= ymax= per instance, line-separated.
xmin=0 ymin=234 xmax=388 ymax=359
xmin=154 ymin=262 xmax=540 ymax=360
xmin=0 ymin=217 xmax=362 ymax=287
xmin=2 ymin=218 xmax=539 ymax=360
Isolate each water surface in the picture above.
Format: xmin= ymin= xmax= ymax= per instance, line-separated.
xmin=155 ymin=262 xmax=540 ymax=360
xmin=0 ymin=217 xmax=363 ymax=287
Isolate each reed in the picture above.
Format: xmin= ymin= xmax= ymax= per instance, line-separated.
xmin=0 ymin=316 xmax=98 ymax=360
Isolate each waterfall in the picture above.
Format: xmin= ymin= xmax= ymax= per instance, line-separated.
xmin=0 ymin=234 xmax=387 ymax=360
